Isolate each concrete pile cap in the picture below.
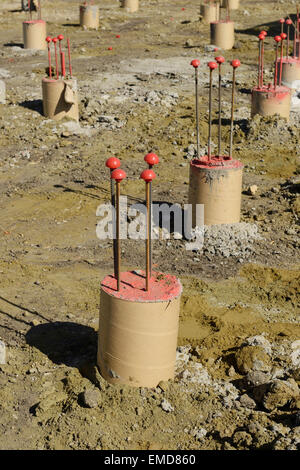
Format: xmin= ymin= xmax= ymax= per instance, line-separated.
xmin=191 ymin=155 xmax=244 ymax=170
xmin=101 ymin=271 xmax=182 ymax=302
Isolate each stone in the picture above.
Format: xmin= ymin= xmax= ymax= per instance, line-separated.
xmin=235 ymin=345 xmax=271 ymax=375
xmin=185 ymin=39 xmax=193 ymax=48
xmin=160 ymin=399 xmax=174 ymax=412
xmin=245 ymin=370 xmax=271 ymax=387
xmin=239 ymin=393 xmax=256 ymax=409
xmin=0 ymin=340 xmax=6 ymax=364
xmin=232 ymin=431 xmax=253 ymax=449
xmin=158 ymin=380 xmax=169 ymax=392
xmin=0 ymin=80 xmax=5 ymax=104
xmin=80 ymin=388 xmax=101 ymax=408
xmin=262 ymin=379 xmax=299 ymax=411
xmin=247 ymin=185 xmax=258 ymax=196
xmin=246 ymin=335 xmax=272 ymax=354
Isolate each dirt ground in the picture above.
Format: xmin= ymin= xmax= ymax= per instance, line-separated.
xmin=0 ymin=0 xmax=299 ymax=451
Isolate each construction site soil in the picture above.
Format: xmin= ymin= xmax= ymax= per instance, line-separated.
xmin=0 ymin=0 xmax=299 ymax=450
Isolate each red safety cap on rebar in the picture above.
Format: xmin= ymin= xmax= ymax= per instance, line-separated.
xmin=208 ymin=61 xmax=218 ymax=70
xmin=274 ymin=35 xmax=282 ymax=42
xmin=215 ymin=56 xmax=225 ymax=64
xmin=58 ymin=34 xmax=64 ymax=41
xmin=52 ymin=37 xmax=58 ymax=43
xmin=286 ymin=19 xmax=292 ymax=25
xmin=279 ymin=18 xmax=285 ymax=24
xmin=144 ymin=153 xmax=159 ymax=166
xmin=140 ymin=169 xmax=156 ymax=182
xmin=106 ymin=157 xmax=121 ymax=170
xmin=280 ymin=32 xmax=287 ymax=39
xmin=190 ymin=59 xmax=200 ymax=68
xmin=260 ymin=30 xmax=267 ymax=36
xmin=231 ymin=59 xmax=241 ymax=68
xmin=258 ymin=33 xmax=265 ymax=40
xmin=111 ymin=169 xmax=126 ymax=182
xmin=46 ymin=36 xmax=52 ymax=43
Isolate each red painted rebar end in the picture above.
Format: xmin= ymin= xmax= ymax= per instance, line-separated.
xmin=52 ymin=37 xmax=58 ymax=43
xmin=258 ymin=33 xmax=265 ymax=40
xmin=215 ymin=56 xmax=225 ymax=64
xmin=286 ymin=19 xmax=292 ymax=25
xmin=140 ymin=169 xmax=156 ymax=182
xmin=106 ymin=157 xmax=121 ymax=170
xmin=58 ymin=34 xmax=64 ymax=41
xmin=280 ymin=32 xmax=287 ymax=39
xmin=190 ymin=59 xmax=200 ymax=68
xmin=261 ymin=30 xmax=267 ymax=36
xmin=46 ymin=36 xmax=52 ymax=42
xmin=208 ymin=61 xmax=218 ymax=70
xmin=231 ymin=59 xmax=241 ymax=68
xmin=144 ymin=153 xmax=159 ymax=166
xmin=279 ymin=18 xmax=285 ymax=24
xmin=274 ymin=35 xmax=282 ymax=42
xmin=111 ymin=169 xmax=126 ymax=182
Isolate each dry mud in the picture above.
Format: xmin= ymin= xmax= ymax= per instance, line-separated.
xmin=0 ymin=0 xmax=299 ymax=450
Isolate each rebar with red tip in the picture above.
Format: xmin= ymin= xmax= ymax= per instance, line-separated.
xmin=57 ymin=34 xmax=64 ymax=77
xmin=111 ymin=168 xmax=126 ymax=291
xmin=46 ymin=36 xmax=52 ymax=78
xmin=286 ymin=19 xmax=292 ymax=61
xmin=280 ymin=18 xmax=285 ymax=34
xmin=207 ymin=62 xmax=218 ymax=162
xmin=229 ymin=60 xmax=240 ymax=159
xmin=190 ymin=59 xmax=200 ymax=159
xmin=215 ymin=56 xmax=225 ymax=156
xmin=52 ymin=38 xmax=59 ymax=80
xmin=258 ymin=33 xmax=265 ymax=89
xmin=274 ymin=35 xmax=282 ymax=89
xmin=279 ymin=32 xmax=287 ymax=86
xmin=144 ymin=153 xmax=159 ymax=277
xmin=106 ymin=157 xmax=121 ymax=280
xmin=67 ymin=38 xmax=73 ymax=77
xmin=140 ymin=169 xmax=156 ymax=292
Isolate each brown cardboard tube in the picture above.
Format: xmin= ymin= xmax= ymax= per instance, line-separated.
xmin=79 ymin=4 xmax=100 ymax=29
xmin=281 ymin=60 xmax=300 ymax=86
xmin=210 ymin=20 xmax=235 ymax=50
xmin=120 ymin=0 xmax=139 ymax=13
xmin=42 ymin=77 xmax=79 ymax=121
xmin=23 ymin=20 xmax=46 ymax=50
xmin=188 ymin=158 xmax=243 ymax=226
xmin=200 ymin=2 xmax=220 ymax=23
xmin=97 ymin=271 xmax=182 ymax=388
xmin=223 ymin=0 xmax=239 ymax=9
xmin=251 ymin=86 xmax=291 ymax=120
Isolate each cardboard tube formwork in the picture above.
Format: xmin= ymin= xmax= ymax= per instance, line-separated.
xmin=200 ymin=3 xmax=220 ymax=23
xmin=80 ymin=4 xmax=99 ymax=29
xmin=42 ymin=78 xmax=79 ymax=121
xmin=280 ymin=59 xmax=300 ymax=87
xmin=210 ymin=21 xmax=234 ymax=50
xmin=23 ymin=20 xmax=46 ymax=50
xmin=224 ymin=0 xmax=239 ymax=9
xmin=121 ymin=0 xmax=139 ymax=13
xmin=251 ymin=86 xmax=291 ymax=120
xmin=98 ymin=271 xmax=182 ymax=388
xmin=188 ymin=157 xmax=243 ymax=226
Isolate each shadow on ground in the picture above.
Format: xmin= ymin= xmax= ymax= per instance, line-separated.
xmin=26 ymin=321 xmax=97 ymax=367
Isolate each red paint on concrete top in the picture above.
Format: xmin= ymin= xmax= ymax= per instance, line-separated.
xmin=252 ymin=85 xmax=290 ymax=100
xmin=23 ymin=20 xmax=46 ymax=24
xmin=190 ymin=156 xmax=243 ymax=170
xmin=276 ymin=57 xmax=300 ymax=65
xmin=101 ymin=271 xmax=182 ymax=302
